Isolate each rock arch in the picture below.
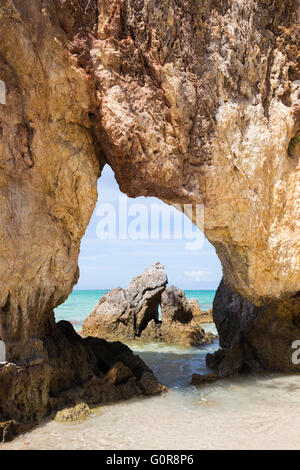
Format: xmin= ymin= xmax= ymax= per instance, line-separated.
xmin=0 ymin=0 xmax=299 ymax=436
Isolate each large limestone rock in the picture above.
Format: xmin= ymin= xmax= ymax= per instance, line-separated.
xmin=91 ymin=0 xmax=300 ymax=305
xmin=0 ymin=0 xmax=299 ymax=434
xmin=82 ymin=262 xmax=168 ymax=340
xmin=206 ymin=279 xmax=300 ymax=375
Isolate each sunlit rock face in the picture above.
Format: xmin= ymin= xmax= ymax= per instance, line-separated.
xmin=0 ymin=0 xmax=299 ymax=436
xmin=91 ymin=0 xmax=300 ymax=305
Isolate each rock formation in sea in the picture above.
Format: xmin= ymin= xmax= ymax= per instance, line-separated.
xmin=187 ymin=298 xmax=213 ymax=323
xmin=0 ymin=0 xmax=299 ymax=437
xmin=82 ymin=265 xmax=215 ymax=346
xmin=82 ymin=262 xmax=168 ymax=340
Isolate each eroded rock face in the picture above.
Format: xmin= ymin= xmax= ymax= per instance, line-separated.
xmin=141 ymin=286 xmax=216 ymax=346
xmin=82 ymin=262 xmax=167 ymax=340
xmin=0 ymin=320 xmax=164 ymax=442
xmin=161 ymin=286 xmax=193 ymax=325
xmin=91 ymin=0 xmax=300 ymax=304
xmin=188 ymin=298 xmax=213 ymax=323
xmin=207 ymin=279 xmax=300 ymax=375
xmin=0 ymin=0 xmax=102 ymax=363
xmin=82 ymin=270 xmax=216 ymax=347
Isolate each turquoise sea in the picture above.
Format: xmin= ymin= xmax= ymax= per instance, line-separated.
xmin=54 ymin=289 xmax=216 ymax=329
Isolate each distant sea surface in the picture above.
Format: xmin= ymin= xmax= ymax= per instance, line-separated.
xmin=54 ymin=289 xmax=216 ymax=329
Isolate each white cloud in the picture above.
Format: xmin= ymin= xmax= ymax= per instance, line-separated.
xmin=184 ymin=270 xmax=211 ymax=281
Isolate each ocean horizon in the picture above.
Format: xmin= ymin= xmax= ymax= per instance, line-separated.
xmin=55 ymin=289 xmax=216 ymax=329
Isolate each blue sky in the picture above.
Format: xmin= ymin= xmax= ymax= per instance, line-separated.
xmin=76 ymin=165 xmax=222 ymax=290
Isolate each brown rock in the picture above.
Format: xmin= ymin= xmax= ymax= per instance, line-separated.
xmin=0 ymin=321 xmax=165 ymax=442
xmin=54 ymin=402 xmax=91 ymax=423
xmin=207 ymin=279 xmax=300 ymax=375
xmin=105 ymin=362 xmax=134 ymax=386
xmin=82 ymin=272 xmax=216 ymax=347
xmin=82 ymin=262 xmax=168 ymax=340
xmin=161 ymin=286 xmax=193 ymax=325
xmin=141 ymin=286 xmax=217 ymax=347
xmin=191 ymin=373 xmax=219 ymax=386
xmin=0 ymin=420 xmax=32 ymax=444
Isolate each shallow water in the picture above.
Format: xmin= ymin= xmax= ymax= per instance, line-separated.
xmin=3 ymin=323 xmax=300 ymax=450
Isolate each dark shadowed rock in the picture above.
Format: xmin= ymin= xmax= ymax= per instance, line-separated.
xmin=191 ymin=373 xmax=219 ymax=386
xmin=206 ymin=279 xmax=300 ymax=376
xmin=141 ymin=286 xmax=217 ymax=347
xmin=0 ymin=320 xmax=165 ymax=443
xmin=161 ymin=286 xmax=193 ymax=325
xmin=82 ymin=262 xmax=168 ymax=341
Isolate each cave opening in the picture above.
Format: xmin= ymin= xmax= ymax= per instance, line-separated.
xmin=55 ymin=164 xmax=222 ymax=334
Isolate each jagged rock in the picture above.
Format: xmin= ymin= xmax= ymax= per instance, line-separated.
xmin=161 ymin=286 xmax=193 ymax=325
xmin=81 ymin=262 xmax=167 ymax=340
xmin=140 ymin=286 xmax=217 ymax=347
xmin=141 ymin=318 xmax=216 ymax=348
xmin=206 ymin=279 xmax=300 ymax=376
xmin=0 ymin=321 xmax=165 ymax=442
xmin=0 ymin=0 xmax=299 ymax=437
xmin=83 ymin=275 xmax=216 ymax=347
xmin=0 ymin=420 xmax=32 ymax=444
xmin=54 ymin=402 xmax=91 ymax=423
xmin=187 ymin=298 xmax=201 ymax=317
xmin=187 ymin=298 xmax=213 ymax=323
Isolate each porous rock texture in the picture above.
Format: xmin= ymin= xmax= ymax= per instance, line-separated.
xmin=0 ymin=0 xmax=299 ymax=437
xmin=82 ymin=262 xmax=168 ymax=340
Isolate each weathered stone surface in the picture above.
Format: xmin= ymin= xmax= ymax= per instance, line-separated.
xmin=207 ymin=279 xmax=300 ymax=376
xmin=82 ymin=262 xmax=167 ymax=340
xmin=82 ymin=272 xmax=216 ymax=347
xmin=161 ymin=286 xmax=193 ymax=325
xmin=187 ymin=298 xmax=213 ymax=323
xmin=91 ymin=0 xmax=300 ymax=305
xmin=141 ymin=319 xmax=216 ymax=348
